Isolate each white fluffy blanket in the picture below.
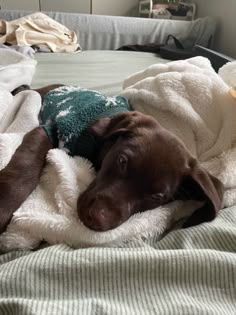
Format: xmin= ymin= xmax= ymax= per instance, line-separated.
xmin=0 ymin=48 xmax=36 ymax=91
xmin=121 ymin=57 xmax=236 ymax=207
xmin=0 ymin=51 xmax=235 ymax=252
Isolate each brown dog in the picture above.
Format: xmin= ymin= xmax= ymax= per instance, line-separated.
xmin=0 ymin=85 xmax=223 ymax=234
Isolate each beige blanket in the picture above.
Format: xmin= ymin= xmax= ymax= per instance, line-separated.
xmin=0 ymin=12 xmax=80 ymax=53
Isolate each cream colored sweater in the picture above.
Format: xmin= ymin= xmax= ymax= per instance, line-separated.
xmin=0 ymin=12 xmax=80 ymax=53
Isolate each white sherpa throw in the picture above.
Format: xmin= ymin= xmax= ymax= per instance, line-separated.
xmin=219 ymin=60 xmax=236 ymax=88
xmin=121 ymin=56 xmax=236 ymax=208
xmin=1 ymin=56 xmax=235 ymax=252
xmin=0 ymin=48 xmax=36 ymax=91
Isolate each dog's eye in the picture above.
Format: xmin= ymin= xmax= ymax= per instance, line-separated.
xmin=150 ymin=193 xmax=165 ymax=201
xmin=117 ymin=154 xmax=128 ymax=173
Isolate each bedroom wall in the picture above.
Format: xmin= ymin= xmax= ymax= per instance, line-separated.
xmin=92 ymin=0 xmax=139 ymax=16
xmin=0 ymin=0 xmax=140 ymax=16
xmin=193 ymin=0 xmax=236 ymax=58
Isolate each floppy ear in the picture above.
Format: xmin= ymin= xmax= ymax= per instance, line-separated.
xmin=88 ymin=113 xmax=133 ymax=169
xmin=179 ymin=161 xmax=224 ymax=228
xmin=89 ymin=112 xmax=134 ymax=140
xmin=88 ymin=117 xmax=112 ymax=138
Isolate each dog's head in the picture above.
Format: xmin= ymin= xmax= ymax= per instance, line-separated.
xmin=77 ymin=111 xmax=223 ymax=231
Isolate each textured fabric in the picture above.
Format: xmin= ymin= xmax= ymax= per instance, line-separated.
xmin=0 ymin=47 xmax=36 ymax=91
xmin=0 ymin=10 xmax=217 ymax=51
xmin=0 ymin=205 xmax=236 ymax=314
xmin=40 ymin=86 xmax=130 ymax=156
xmin=0 ymin=43 xmax=35 ymax=58
xmin=219 ymin=60 xmax=236 ymax=88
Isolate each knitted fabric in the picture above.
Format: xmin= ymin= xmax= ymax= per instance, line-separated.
xmin=39 ymin=86 xmax=130 ymax=158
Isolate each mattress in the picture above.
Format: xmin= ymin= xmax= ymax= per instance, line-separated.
xmin=32 ymin=50 xmax=167 ymax=95
xmin=1 ymin=51 xmax=236 ymax=315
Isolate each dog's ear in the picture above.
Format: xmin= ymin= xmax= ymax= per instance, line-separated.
xmin=88 ymin=113 xmax=133 ymax=169
xmin=178 ymin=160 xmax=224 ymax=228
xmin=89 ymin=112 xmax=134 ymax=140
xmin=88 ymin=117 xmax=111 ymax=138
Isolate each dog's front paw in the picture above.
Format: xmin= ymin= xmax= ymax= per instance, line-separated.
xmin=0 ymin=181 xmax=21 ymax=235
xmin=0 ymin=205 xmax=15 ymax=235
xmin=0 ymin=214 xmax=11 ymax=235
xmin=11 ymin=85 xmax=31 ymax=96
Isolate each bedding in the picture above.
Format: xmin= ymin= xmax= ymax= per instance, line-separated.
xmin=121 ymin=57 xmax=236 ymax=209
xmin=0 ymin=48 xmax=36 ymax=91
xmin=0 ymin=49 xmax=236 ymax=314
xmin=0 ymin=208 xmax=236 ymax=314
xmin=32 ymin=50 xmax=168 ymax=95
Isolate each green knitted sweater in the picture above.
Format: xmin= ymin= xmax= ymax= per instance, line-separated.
xmin=39 ymin=86 xmax=130 ymax=158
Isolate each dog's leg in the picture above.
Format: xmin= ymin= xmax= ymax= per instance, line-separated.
xmin=34 ymin=84 xmax=65 ymax=98
xmin=11 ymin=85 xmax=31 ymax=95
xmin=12 ymin=84 xmax=65 ymax=97
xmin=0 ymin=127 xmax=52 ymax=234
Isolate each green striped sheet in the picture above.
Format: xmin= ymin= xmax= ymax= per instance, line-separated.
xmin=0 ymin=206 xmax=236 ymax=314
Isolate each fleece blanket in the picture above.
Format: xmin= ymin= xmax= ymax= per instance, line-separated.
xmin=121 ymin=57 xmax=236 ymax=208
xmin=0 ymin=48 xmax=36 ymax=91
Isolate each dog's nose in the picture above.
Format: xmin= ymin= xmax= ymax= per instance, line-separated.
xmin=83 ymin=207 xmax=110 ymax=231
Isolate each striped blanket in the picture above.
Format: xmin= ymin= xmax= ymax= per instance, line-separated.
xmin=1 ymin=205 xmax=236 ymax=314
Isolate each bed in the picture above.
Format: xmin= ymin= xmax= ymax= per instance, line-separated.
xmin=0 ymin=10 xmax=236 ymax=315
xmin=32 ymin=50 xmax=168 ymax=95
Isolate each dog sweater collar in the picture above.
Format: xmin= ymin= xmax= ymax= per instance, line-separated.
xmin=39 ymin=86 xmax=130 ymax=159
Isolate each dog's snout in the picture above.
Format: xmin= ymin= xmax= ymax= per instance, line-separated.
xmin=82 ymin=205 xmax=111 ymax=231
